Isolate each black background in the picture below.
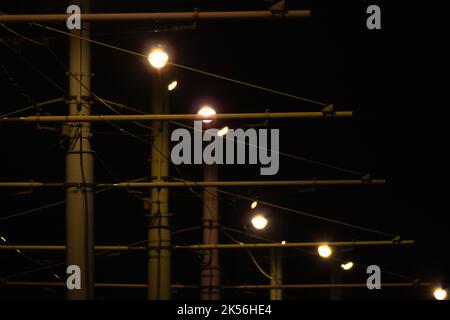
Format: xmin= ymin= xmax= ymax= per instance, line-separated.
xmin=0 ymin=0 xmax=448 ymax=300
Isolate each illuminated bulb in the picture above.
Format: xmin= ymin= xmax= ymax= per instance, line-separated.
xmin=434 ymin=288 xmax=447 ymax=300
xmin=341 ymin=261 xmax=354 ymax=270
xmin=281 ymin=241 xmax=286 ymax=245
xmin=218 ymin=126 xmax=229 ymax=137
xmin=148 ymin=48 xmax=168 ymax=69
xmin=197 ymin=106 xmax=216 ymax=123
xmin=250 ymin=201 xmax=258 ymax=209
xmin=318 ymin=245 xmax=332 ymax=258
xmin=251 ymin=214 xmax=268 ymax=230
xmin=168 ymin=80 xmax=178 ymax=91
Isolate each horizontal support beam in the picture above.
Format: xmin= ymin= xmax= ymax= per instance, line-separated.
xmin=0 ymin=111 xmax=353 ymax=123
xmin=0 ymin=240 xmax=414 ymax=251
xmin=0 ymin=245 xmax=145 ymax=251
xmin=0 ymin=179 xmax=385 ymax=189
xmin=173 ymin=240 xmax=414 ymax=249
xmin=0 ymin=11 xmax=311 ymax=23
xmin=3 ymin=281 xmax=429 ymax=290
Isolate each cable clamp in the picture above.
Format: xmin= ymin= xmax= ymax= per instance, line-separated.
xmin=392 ymin=235 xmax=401 ymax=245
xmin=361 ymin=174 xmax=371 ymax=184
xmin=270 ymin=1 xmax=287 ymax=17
xmin=322 ymin=104 xmax=335 ymax=117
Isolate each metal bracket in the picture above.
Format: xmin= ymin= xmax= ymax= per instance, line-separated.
xmin=270 ymin=1 xmax=287 ymax=16
xmin=361 ymin=174 xmax=372 ymax=184
xmin=322 ymin=104 xmax=335 ymax=117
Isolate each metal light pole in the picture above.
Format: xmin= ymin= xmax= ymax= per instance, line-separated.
xmin=201 ymin=163 xmax=221 ymax=299
xmin=65 ymin=0 xmax=94 ymax=300
xmin=270 ymin=248 xmax=283 ymax=300
xmin=330 ymin=260 xmax=343 ymax=300
xmin=200 ymin=107 xmax=221 ymax=300
xmin=147 ymin=50 xmax=171 ymax=299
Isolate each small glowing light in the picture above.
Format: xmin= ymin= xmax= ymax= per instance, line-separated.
xmin=168 ymin=80 xmax=178 ymax=91
xmin=318 ymin=245 xmax=332 ymax=258
xmin=218 ymin=126 xmax=229 ymax=137
xmin=281 ymin=241 xmax=286 ymax=245
xmin=434 ymin=288 xmax=447 ymax=300
xmin=0 ymin=236 xmax=6 ymax=242
xmin=251 ymin=214 xmax=268 ymax=230
xmin=250 ymin=201 xmax=258 ymax=209
xmin=148 ymin=48 xmax=168 ymax=69
xmin=341 ymin=261 xmax=354 ymax=270
xmin=197 ymin=106 xmax=216 ymax=123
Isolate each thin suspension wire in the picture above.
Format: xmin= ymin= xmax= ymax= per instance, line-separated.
xmin=32 ymin=23 xmax=327 ymax=107
xmin=170 ymin=119 xmax=364 ymax=176
xmin=0 ymin=38 xmax=68 ymax=95
xmin=0 ymin=97 xmax=65 ymax=119
xmin=0 ymin=177 xmax=150 ymax=223
xmin=216 ymin=188 xmax=395 ymax=238
xmin=0 ymin=23 xmax=46 ymax=46
xmin=222 ymin=228 xmax=274 ymax=281
xmin=0 ymin=234 xmax=63 ymax=282
xmin=86 ymin=97 xmax=365 ymax=177
xmin=2 ymin=24 xmax=365 ymax=200
xmin=221 ymin=226 xmax=414 ymax=281
xmin=2 ymin=27 xmax=203 ymax=203
xmin=3 ymin=227 xmax=200 ymax=280
xmin=0 ymin=21 xmax=402 ymax=281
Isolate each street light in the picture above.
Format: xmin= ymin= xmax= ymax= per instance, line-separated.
xmin=250 ymin=201 xmax=258 ymax=209
xmin=197 ymin=105 xmax=216 ymax=123
xmin=148 ymin=47 xmax=169 ymax=69
xmin=218 ymin=126 xmax=228 ymax=137
xmin=340 ymin=261 xmax=354 ymax=271
xmin=433 ymin=288 xmax=447 ymax=300
xmin=318 ymin=244 xmax=332 ymax=258
xmin=251 ymin=214 xmax=268 ymax=230
xmin=168 ymin=80 xmax=178 ymax=91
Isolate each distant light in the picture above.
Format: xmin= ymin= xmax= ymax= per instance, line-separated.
xmin=197 ymin=106 xmax=216 ymax=123
xmin=0 ymin=236 xmax=6 ymax=242
xmin=168 ymin=80 xmax=178 ymax=91
xmin=318 ymin=245 xmax=332 ymax=258
xmin=250 ymin=201 xmax=258 ymax=209
xmin=218 ymin=126 xmax=229 ymax=137
xmin=251 ymin=214 xmax=268 ymax=230
xmin=341 ymin=261 xmax=354 ymax=270
xmin=434 ymin=288 xmax=447 ymax=300
xmin=281 ymin=241 xmax=286 ymax=245
xmin=148 ymin=48 xmax=168 ymax=69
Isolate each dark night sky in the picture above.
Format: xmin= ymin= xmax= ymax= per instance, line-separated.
xmin=0 ymin=0 xmax=448 ymax=300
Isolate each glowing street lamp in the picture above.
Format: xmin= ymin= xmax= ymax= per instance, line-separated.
xmin=197 ymin=105 xmax=216 ymax=123
xmin=168 ymin=80 xmax=178 ymax=91
xmin=218 ymin=126 xmax=228 ymax=137
xmin=250 ymin=201 xmax=258 ymax=209
xmin=433 ymin=288 xmax=447 ymax=300
xmin=340 ymin=261 xmax=354 ymax=271
xmin=318 ymin=244 xmax=332 ymax=258
xmin=148 ymin=47 xmax=169 ymax=69
xmin=251 ymin=214 xmax=268 ymax=230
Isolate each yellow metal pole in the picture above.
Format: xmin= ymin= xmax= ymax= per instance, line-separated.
xmin=1 ymin=111 xmax=353 ymax=122
xmin=0 ymin=179 xmax=386 ymax=188
xmin=0 ymin=240 xmax=414 ymax=251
